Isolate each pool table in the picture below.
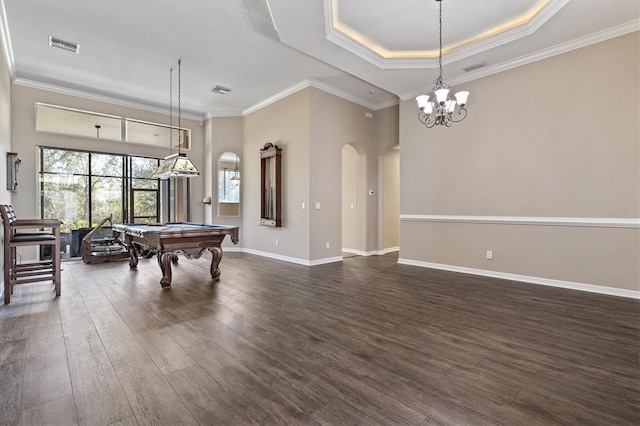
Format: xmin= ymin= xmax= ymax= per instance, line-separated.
xmin=112 ymin=222 xmax=239 ymax=287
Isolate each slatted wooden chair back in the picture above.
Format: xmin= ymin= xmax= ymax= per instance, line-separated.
xmin=1 ymin=204 xmax=62 ymax=304
xmin=0 ymin=204 xmax=16 ymax=242
xmin=1 ymin=204 xmax=17 ymax=223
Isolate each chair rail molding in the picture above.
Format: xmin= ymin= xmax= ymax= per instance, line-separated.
xmin=399 ymin=214 xmax=640 ymax=229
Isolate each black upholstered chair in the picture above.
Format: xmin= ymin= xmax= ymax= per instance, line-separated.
xmin=1 ymin=205 xmax=61 ymax=304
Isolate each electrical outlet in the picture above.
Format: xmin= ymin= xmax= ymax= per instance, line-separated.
xmin=486 ymin=250 xmax=493 ymax=260
xmin=326 ymin=242 xmax=330 ymax=249
xmin=275 ymin=239 xmax=279 ymax=246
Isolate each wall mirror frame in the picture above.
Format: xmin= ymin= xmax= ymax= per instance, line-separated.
xmin=260 ymin=143 xmax=281 ymax=227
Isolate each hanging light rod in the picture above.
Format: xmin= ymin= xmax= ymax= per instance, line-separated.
xmin=416 ymin=0 xmax=469 ymax=128
xmin=153 ymin=59 xmax=200 ymax=179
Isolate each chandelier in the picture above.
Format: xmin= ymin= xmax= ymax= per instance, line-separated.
xmin=153 ymin=59 xmax=200 ymax=179
xmin=416 ymin=0 xmax=469 ymax=128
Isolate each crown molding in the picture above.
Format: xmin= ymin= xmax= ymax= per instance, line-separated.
xmin=204 ymin=111 xmax=243 ymax=120
xmin=308 ymin=78 xmax=377 ymax=110
xmin=308 ymin=79 xmax=398 ymax=110
xmin=13 ymin=77 xmax=204 ymax=121
xmin=242 ymin=78 xmax=398 ymax=116
xmin=324 ymin=0 xmax=570 ymax=70
xmin=400 ymin=19 xmax=640 ymax=100
xmin=14 ymin=75 xmax=397 ymax=122
xmin=439 ymin=0 xmax=570 ymax=67
xmin=241 ymin=80 xmax=309 ymax=115
xmin=0 ymin=0 xmax=15 ymax=80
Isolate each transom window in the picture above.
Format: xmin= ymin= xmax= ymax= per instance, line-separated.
xmin=35 ymin=103 xmax=191 ymax=149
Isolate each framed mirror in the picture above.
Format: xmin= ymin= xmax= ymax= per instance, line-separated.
xmin=260 ymin=143 xmax=281 ymax=227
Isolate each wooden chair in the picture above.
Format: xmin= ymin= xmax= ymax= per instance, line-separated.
xmin=1 ymin=205 xmax=61 ymax=304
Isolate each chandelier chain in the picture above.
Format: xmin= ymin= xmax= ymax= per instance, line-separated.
xmin=415 ymin=0 xmax=470 ymax=128
xmin=438 ymin=0 xmax=443 ymax=82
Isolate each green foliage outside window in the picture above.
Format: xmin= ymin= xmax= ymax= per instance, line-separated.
xmin=40 ymin=147 xmax=160 ymax=233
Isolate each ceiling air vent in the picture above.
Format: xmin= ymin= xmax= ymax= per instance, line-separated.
xmin=211 ymin=85 xmax=232 ymax=95
xmin=462 ymin=61 xmax=487 ymax=72
xmin=49 ymin=36 xmax=79 ymax=54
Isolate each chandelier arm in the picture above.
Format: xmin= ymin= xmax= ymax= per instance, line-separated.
xmin=450 ymin=107 xmax=468 ymax=123
xmin=418 ymin=111 xmax=437 ymax=128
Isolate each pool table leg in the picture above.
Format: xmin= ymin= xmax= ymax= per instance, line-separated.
xmin=125 ymin=236 xmax=139 ymax=268
xmin=209 ymin=247 xmax=223 ymax=280
xmin=157 ymin=251 xmax=173 ymax=287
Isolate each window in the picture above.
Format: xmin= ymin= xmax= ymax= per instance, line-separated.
xmin=130 ymin=157 xmax=162 ymax=223
xmin=36 ymin=103 xmax=191 ymax=149
xmin=39 ymin=147 xmax=161 ymax=231
xmin=218 ymin=169 xmax=240 ymax=202
xmin=40 ymin=149 xmax=91 ymax=232
xmin=218 ymin=152 xmax=240 ymax=206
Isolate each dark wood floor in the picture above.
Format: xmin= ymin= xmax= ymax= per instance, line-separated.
xmin=0 ymin=252 xmax=638 ymax=425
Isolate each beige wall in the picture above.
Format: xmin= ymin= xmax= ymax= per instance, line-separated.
xmin=0 ymin=39 xmax=10 ymax=203
xmin=382 ymin=148 xmax=399 ymax=250
xmin=204 ymin=116 xmax=243 ymax=246
xmin=241 ymin=87 xmax=398 ymax=263
xmin=10 ymin=84 xmax=205 ymax=231
xmin=309 ymin=88 xmax=376 ymax=259
xmin=341 ymin=144 xmax=359 ymax=251
xmin=1 ymin=30 xmax=13 ymax=296
xmin=399 ymin=33 xmax=640 ymax=292
xmin=309 ymin=88 xmax=398 ymax=259
xmin=243 ymin=89 xmax=311 ymax=260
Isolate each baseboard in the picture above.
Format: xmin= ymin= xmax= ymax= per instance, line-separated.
xmin=341 ymin=247 xmax=399 ymax=256
xmin=222 ymin=246 xmax=243 ymax=253
xmin=241 ymin=248 xmax=342 ymax=266
xmin=309 ymin=256 xmax=344 ymax=266
xmin=397 ymin=258 xmax=640 ymax=299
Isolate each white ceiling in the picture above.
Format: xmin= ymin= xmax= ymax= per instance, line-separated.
xmin=1 ymin=0 xmax=638 ymax=120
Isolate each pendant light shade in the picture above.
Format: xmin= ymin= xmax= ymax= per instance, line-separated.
xmin=152 ymin=152 xmax=199 ymax=179
xmin=153 ymin=59 xmax=200 ymax=179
